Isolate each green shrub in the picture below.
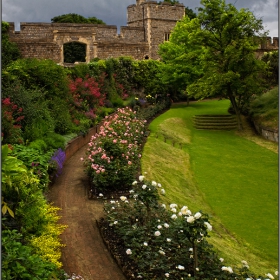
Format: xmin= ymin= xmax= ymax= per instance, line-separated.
xmin=10 ymin=144 xmax=55 ymax=191
xmin=49 ymin=97 xmax=75 ymax=134
xmin=2 ymin=229 xmax=59 ymax=280
xmin=2 ymin=58 xmax=70 ymax=100
xmin=28 ymin=139 xmax=48 ymax=152
xmin=1 ymin=21 xmax=21 ymax=69
xmin=44 ymin=133 xmax=66 ymax=150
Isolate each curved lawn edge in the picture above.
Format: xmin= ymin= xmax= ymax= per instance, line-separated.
xmin=141 ymin=100 xmax=278 ymax=274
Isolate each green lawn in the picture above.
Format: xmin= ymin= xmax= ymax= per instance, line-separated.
xmin=141 ymin=99 xmax=278 ymax=274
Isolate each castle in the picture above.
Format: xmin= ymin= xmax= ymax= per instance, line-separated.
xmin=7 ymin=0 xmax=279 ymax=64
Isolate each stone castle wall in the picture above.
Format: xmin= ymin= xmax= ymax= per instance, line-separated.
xmin=7 ymin=0 xmax=279 ymax=63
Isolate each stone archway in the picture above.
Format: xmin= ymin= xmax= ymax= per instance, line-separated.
xmin=63 ymin=41 xmax=87 ymax=63
xmin=53 ymin=30 xmax=97 ymax=64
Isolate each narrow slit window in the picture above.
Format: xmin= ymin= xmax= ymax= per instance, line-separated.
xmin=164 ymin=33 xmax=171 ymax=41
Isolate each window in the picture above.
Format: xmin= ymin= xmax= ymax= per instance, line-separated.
xmin=164 ymin=33 xmax=171 ymax=41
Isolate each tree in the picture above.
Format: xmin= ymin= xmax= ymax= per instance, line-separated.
xmin=158 ymin=17 xmax=204 ymax=102
xmin=51 ymin=13 xmax=105 ymax=24
xmin=1 ymin=21 xmax=21 ymax=69
xmin=159 ymin=0 xmax=268 ymax=129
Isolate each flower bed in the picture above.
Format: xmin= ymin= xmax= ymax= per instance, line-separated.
xmin=83 ymin=107 xmax=147 ymax=195
xmin=98 ymin=176 xmax=278 ymax=280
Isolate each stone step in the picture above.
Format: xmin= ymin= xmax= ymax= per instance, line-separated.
xmin=193 ymin=115 xmax=238 ymax=130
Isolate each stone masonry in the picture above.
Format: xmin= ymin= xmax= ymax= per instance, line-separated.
xmin=7 ymin=0 xmax=279 ymax=64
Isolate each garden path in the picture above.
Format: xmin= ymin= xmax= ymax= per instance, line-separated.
xmin=47 ymin=144 xmax=126 ymax=280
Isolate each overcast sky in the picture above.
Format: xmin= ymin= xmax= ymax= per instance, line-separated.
xmin=2 ymin=0 xmax=279 ymax=37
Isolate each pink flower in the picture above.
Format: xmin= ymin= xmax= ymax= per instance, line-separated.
xmin=96 ymin=170 xmax=101 ymax=174
xmin=128 ymin=161 xmax=132 ymax=165
xmin=113 ymin=139 xmax=118 ymax=143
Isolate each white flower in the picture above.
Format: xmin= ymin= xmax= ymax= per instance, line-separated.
xmin=196 ymin=268 xmax=199 ymax=271
xmin=161 ymin=189 xmax=166 ymax=195
xmin=178 ymin=212 xmax=182 ymax=216
xmin=165 ymin=273 xmax=169 ymax=277
xmin=275 ymin=271 xmax=278 ymax=276
xmin=266 ymin=273 xmax=275 ymax=279
xmin=143 ymin=242 xmax=148 ymax=246
xmin=194 ymin=212 xmax=202 ymax=219
xmin=219 ymin=258 xmax=224 ymax=262
xmin=241 ymin=260 xmax=248 ymax=266
xmin=142 ymin=185 xmax=147 ymax=189
xmin=113 ymin=221 xmax=118 ymax=224
xmin=120 ymin=196 xmax=127 ymax=201
xmin=157 ymin=225 xmax=162 ymax=229
xmin=221 ymin=266 xmax=227 ymax=271
xmin=177 ymin=265 xmax=185 ymax=270
xmin=204 ymin=222 xmax=212 ymax=231
xmin=187 ymin=216 xmax=195 ymax=223
xmin=99 ymin=193 xmax=103 ymax=197
xmin=166 ymin=238 xmax=171 ymax=242
xmin=159 ymin=250 xmax=165 ymax=255
xmin=132 ymin=181 xmax=138 ymax=185
xmin=171 ymin=208 xmax=177 ymax=213
xmin=126 ymin=249 xmax=132 ymax=255
xmin=189 ymin=248 xmax=193 ymax=252
xmin=186 ymin=210 xmax=192 ymax=215
xmin=139 ymin=175 xmax=145 ymax=181
xmin=181 ymin=206 xmax=188 ymax=215
xmin=154 ymin=231 xmax=161 ymax=236
xmin=162 ymin=204 xmax=166 ymax=208
xmin=222 ymin=266 xmax=233 ymax=273
xmin=158 ymin=183 xmax=162 ymax=188
xmin=129 ymin=189 xmax=135 ymax=193
xmin=170 ymin=203 xmax=178 ymax=209
xmin=152 ymin=181 xmax=157 ymax=186
xmin=171 ymin=214 xmax=177 ymax=220
xmin=110 ymin=200 xmax=116 ymax=204
xmin=164 ymin=223 xmax=169 ymax=228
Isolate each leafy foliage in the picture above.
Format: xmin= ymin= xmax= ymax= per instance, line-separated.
xmin=51 ymin=13 xmax=105 ymax=24
xmin=2 ymin=229 xmax=59 ymax=280
xmin=261 ymin=50 xmax=279 ymax=86
xmin=1 ymin=21 xmax=21 ymax=69
xmin=159 ymin=0 xmax=268 ymax=129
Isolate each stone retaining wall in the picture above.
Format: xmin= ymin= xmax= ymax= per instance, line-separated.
xmin=253 ymin=121 xmax=278 ymax=143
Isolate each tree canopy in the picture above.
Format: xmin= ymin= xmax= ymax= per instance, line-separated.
xmin=159 ymin=0 xmax=268 ymax=129
xmin=2 ymin=21 xmax=21 ymax=69
xmin=51 ymin=13 xmax=106 ymax=24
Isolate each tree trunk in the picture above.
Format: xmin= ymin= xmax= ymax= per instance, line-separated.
xmin=228 ymin=89 xmax=243 ymax=130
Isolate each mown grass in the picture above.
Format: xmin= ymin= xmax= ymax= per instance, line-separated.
xmin=141 ymin=99 xmax=278 ymax=275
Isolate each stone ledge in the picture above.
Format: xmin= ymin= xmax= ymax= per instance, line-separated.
xmin=253 ymin=121 xmax=278 ymax=143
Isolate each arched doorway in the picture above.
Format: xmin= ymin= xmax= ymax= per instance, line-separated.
xmin=63 ymin=42 xmax=87 ymax=63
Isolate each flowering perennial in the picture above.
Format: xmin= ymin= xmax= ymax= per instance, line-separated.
xmin=85 ymin=107 xmax=146 ymax=192
xmin=103 ymin=176 xmax=278 ymax=279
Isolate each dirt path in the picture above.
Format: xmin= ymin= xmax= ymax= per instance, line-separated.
xmin=47 ymin=145 xmax=126 ymax=280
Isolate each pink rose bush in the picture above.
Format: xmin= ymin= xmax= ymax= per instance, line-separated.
xmin=85 ymin=107 xmax=146 ymax=192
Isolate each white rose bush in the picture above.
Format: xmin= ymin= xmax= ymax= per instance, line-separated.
xmin=102 ymin=176 xmax=278 ymax=279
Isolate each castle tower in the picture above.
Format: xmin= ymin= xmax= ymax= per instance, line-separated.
xmin=127 ymin=0 xmax=185 ymax=59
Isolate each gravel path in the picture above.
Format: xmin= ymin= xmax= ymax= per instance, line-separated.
xmin=47 ymin=144 xmax=126 ymax=280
